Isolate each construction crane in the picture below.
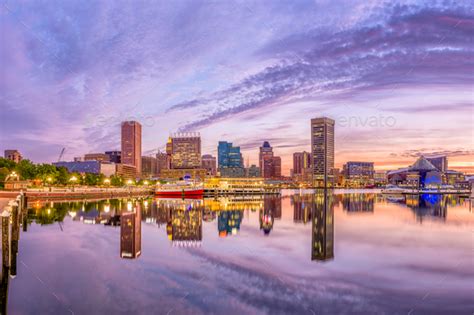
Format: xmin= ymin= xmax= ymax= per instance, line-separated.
xmin=58 ymin=147 xmax=66 ymax=162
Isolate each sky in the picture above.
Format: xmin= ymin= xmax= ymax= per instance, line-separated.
xmin=1 ymin=0 xmax=473 ymax=174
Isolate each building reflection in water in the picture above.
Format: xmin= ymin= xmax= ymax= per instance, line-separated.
xmin=120 ymin=202 xmax=142 ymax=259
xmin=341 ymin=193 xmax=375 ymax=213
xmin=292 ymin=194 xmax=313 ymax=224
xmin=218 ymin=210 xmax=243 ymax=237
xmin=404 ymin=194 xmax=449 ymax=222
xmin=155 ymin=199 xmax=203 ymax=247
xmin=311 ymin=191 xmax=334 ymax=262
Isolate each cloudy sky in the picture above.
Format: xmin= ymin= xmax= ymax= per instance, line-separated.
xmin=1 ymin=0 xmax=473 ymax=174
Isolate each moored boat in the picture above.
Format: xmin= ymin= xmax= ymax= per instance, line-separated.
xmin=156 ymin=181 xmax=204 ymax=197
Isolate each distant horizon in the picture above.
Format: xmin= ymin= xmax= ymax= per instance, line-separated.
xmin=1 ymin=1 xmax=473 ymax=174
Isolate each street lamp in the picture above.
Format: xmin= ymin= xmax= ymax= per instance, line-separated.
xmin=143 ymin=180 xmax=149 ymax=186
xmin=69 ymin=176 xmax=78 ymax=191
xmin=127 ymin=179 xmax=133 ymax=185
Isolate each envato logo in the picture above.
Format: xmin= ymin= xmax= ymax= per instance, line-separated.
xmin=90 ymin=114 xmax=157 ymax=128
xmin=337 ymin=115 xmax=397 ymax=128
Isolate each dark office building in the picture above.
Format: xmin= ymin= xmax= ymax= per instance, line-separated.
xmin=105 ymin=150 xmax=121 ymax=163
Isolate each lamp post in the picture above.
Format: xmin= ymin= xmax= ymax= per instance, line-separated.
xmin=104 ymin=178 xmax=110 ymax=192
xmin=69 ymin=176 xmax=78 ymax=192
xmin=46 ymin=176 xmax=53 ymax=192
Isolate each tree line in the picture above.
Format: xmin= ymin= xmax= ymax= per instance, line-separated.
xmin=0 ymin=158 xmax=148 ymax=188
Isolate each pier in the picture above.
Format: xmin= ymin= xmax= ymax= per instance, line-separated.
xmin=0 ymin=193 xmax=26 ymax=313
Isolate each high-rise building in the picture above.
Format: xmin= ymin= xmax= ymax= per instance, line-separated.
xmin=120 ymin=204 xmax=142 ymax=259
xmin=121 ymin=121 xmax=142 ymax=175
xmin=4 ymin=150 xmax=22 ymax=163
xmin=259 ymin=141 xmax=282 ymax=179
xmin=217 ymin=141 xmax=244 ymax=177
xmin=218 ymin=141 xmax=243 ymax=168
xmin=311 ymin=117 xmax=335 ymax=187
xmin=259 ymin=141 xmax=273 ymax=177
xmin=293 ymin=152 xmax=311 ymax=175
xmin=426 ymin=155 xmax=448 ymax=173
xmin=105 ymin=151 xmax=121 ymax=163
xmin=170 ymin=133 xmax=201 ymax=169
xmin=141 ymin=156 xmax=158 ymax=178
xmin=201 ymin=154 xmax=217 ymax=176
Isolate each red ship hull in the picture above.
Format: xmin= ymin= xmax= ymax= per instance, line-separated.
xmin=155 ymin=189 xmax=204 ymax=198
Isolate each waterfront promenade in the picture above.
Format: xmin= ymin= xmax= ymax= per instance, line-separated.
xmin=0 ymin=187 xmax=154 ymax=202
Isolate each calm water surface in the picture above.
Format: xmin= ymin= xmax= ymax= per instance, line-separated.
xmin=3 ymin=190 xmax=473 ymax=314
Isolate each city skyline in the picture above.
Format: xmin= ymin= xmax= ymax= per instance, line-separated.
xmin=1 ymin=1 xmax=473 ymax=175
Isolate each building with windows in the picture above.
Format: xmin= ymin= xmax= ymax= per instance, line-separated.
xmin=342 ymin=161 xmax=374 ymax=187
xmin=170 ymin=133 xmax=201 ymax=169
xmin=311 ymin=117 xmax=335 ymax=187
xmin=4 ymin=150 xmax=22 ymax=163
xmin=121 ymin=121 xmax=142 ymax=175
xmin=259 ymin=141 xmax=282 ymax=179
xmin=115 ymin=163 xmax=137 ymax=180
xmin=201 ymin=154 xmax=217 ymax=176
xmin=217 ymin=141 xmax=244 ymax=177
xmin=141 ymin=156 xmax=159 ymax=178
xmin=84 ymin=153 xmax=109 ymax=161
xmin=53 ymin=161 xmax=116 ymax=177
xmin=245 ymin=165 xmax=261 ymax=177
xmin=156 ymin=151 xmax=169 ymax=175
xmin=105 ymin=151 xmax=121 ymax=163
xmin=218 ymin=141 xmax=243 ymax=168
xmin=293 ymin=152 xmax=311 ymax=175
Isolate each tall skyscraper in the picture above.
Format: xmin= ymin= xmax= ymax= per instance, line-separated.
xmin=120 ymin=203 xmax=142 ymax=259
xmin=259 ymin=141 xmax=274 ymax=178
xmin=311 ymin=117 xmax=335 ymax=187
xmin=259 ymin=141 xmax=281 ymax=179
xmin=170 ymin=133 xmax=201 ymax=169
xmin=121 ymin=121 xmax=142 ymax=175
xmin=293 ymin=152 xmax=311 ymax=175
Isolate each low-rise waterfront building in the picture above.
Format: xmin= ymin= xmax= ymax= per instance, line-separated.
xmin=105 ymin=151 xmax=121 ymax=163
xmin=53 ymin=161 xmax=116 ymax=177
xmin=201 ymin=154 xmax=217 ymax=176
xmin=84 ymin=153 xmax=109 ymax=161
xmin=160 ymin=168 xmax=207 ymax=180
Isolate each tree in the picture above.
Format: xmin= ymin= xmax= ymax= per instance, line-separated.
xmin=56 ymin=167 xmax=70 ymax=185
xmin=0 ymin=158 xmax=16 ymax=170
xmin=110 ymin=175 xmax=123 ymax=186
xmin=15 ymin=159 xmax=37 ymax=180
